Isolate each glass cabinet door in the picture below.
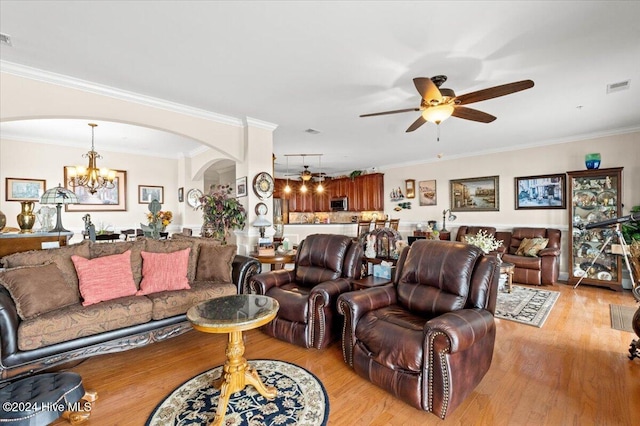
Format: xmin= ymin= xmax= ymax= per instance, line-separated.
xmin=567 ymin=167 xmax=623 ymax=290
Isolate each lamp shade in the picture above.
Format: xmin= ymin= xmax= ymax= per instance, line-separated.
xmin=40 ymin=184 xmax=78 ymax=233
xmin=253 ymin=214 xmax=272 ymax=228
xmin=40 ymin=185 xmax=79 ymax=205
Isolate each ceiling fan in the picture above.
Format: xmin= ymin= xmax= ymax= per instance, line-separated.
xmin=360 ymin=75 xmax=534 ymax=133
xmin=284 ymin=154 xmax=326 ymax=181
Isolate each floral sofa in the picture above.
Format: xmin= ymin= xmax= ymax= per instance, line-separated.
xmin=0 ymin=235 xmax=260 ymax=382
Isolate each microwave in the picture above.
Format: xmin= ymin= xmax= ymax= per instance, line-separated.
xmin=330 ymin=197 xmax=348 ymax=211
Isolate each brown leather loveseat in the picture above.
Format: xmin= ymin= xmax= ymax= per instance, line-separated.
xmin=250 ymin=234 xmax=363 ymax=349
xmin=337 ymin=240 xmax=499 ymax=419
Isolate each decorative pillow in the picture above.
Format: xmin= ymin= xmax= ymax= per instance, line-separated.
xmin=90 ymin=240 xmax=145 ymax=287
xmin=195 ymin=244 xmax=236 ymax=282
xmin=137 ymin=248 xmax=191 ymax=295
xmin=0 ymin=263 xmax=79 ymax=320
xmin=515 ymin=237 xmax=549 ymax=257
xmin=71 ymin=251 xmax=138 ymax=306
xmin=144 ymin=238 xmax=197 ymax=281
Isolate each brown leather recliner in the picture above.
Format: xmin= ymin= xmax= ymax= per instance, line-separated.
xmin=250 ymin=234 xmax=363 ymax=349
xmin=501 ymin=227 xmax=561 ymax=285
xmin=338 ymin=240 xmax=499 ymax=419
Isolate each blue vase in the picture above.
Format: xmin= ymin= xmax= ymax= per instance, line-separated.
xmin=585 ymin=153 xmax=601 ymax=170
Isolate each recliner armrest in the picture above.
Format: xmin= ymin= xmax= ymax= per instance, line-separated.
xmin=538 ymin=247 xmax=560 ymax=257
xmin=232 ymin=255 xmax=262 ymax=294
xmin=250 ymin=269 xmax=296 ymax=294
xmin=425 ymin=308 xmax=495 ymax=353
xmin=310 ymin=278 xmax=351 ymax=306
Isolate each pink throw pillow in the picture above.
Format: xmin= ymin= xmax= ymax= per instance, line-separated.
xmin=71 ymin=251 xmax=137 ymax=306
xmin=137 ymin=248 xmax=191 ymax=295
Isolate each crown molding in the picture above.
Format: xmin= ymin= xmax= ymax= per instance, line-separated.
xmin=0 ymin=60 xmax=245 ymax=127
xmin=244 ymin=116 xmax=279 ymax=131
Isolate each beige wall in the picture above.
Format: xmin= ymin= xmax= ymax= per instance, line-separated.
xmin=381 ymin=131 xmax=640 ymax=282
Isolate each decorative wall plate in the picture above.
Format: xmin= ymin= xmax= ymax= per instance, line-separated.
xmin=187 ymin=188 xmax=203 ymax=208
xmin=253 ymin=172 xmax=274 ymax=200
xmin=255 ymin=202 xmax=268 ymax=215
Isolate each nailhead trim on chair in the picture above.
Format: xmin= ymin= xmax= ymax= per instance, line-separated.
xmin=428 ymin=331 xmax=451 ymax=419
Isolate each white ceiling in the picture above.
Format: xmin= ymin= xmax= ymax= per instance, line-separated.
xmin=1 ymin=1 xmax=639 ymax=177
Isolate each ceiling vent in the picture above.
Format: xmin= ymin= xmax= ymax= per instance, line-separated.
xmin=304 ymin=128 xmax=321 ymax=135
xmin=606 ymin=80 xmax=630 ymax=94
xmin=0 ymin=33 xmax=12 ymax=46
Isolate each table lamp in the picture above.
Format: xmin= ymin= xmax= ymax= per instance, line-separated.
xmin=441 ymin=208 xmax=457 ymax=233
xmin=253 ymin=215 xmax=272 ymax=238
xmin=40 ymin=184 xmax=79 ymax=232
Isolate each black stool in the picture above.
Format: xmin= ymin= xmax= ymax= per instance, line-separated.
xmin=0 ymin=372 xmax=97 ymax=425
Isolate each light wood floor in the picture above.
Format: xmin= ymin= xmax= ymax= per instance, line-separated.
xmin=53 ymin=283 xmax=640 ymax=425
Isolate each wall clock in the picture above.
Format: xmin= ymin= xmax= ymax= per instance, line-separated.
xmin=187 ymin=188 xmax=203 ymax=208
xmin=253 ymin=172 xmax=274 ymax=200
xmin=255 ymin=202 xmax=268 ymax=216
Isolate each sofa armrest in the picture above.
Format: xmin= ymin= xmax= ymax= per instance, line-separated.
xmin=310 ymin=278 xmax=352 ymax=307
xmin=425 ymin=308 xmax=495 ymax=353
xmin=250 ymin=269 xmax=296 ymax=294
xmin=232 ymin=255 xmax=262 ymax=294
xmin=337 ymin=286 xmax=397 ymax=366
xmin=0 ymin=287 xmax=20 ymax=364
xmin=538 ymin=247 xmax=560 ymax=257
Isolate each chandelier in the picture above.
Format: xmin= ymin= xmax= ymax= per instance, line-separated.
xmin=66 ymin=123 xmax=116 ymax=194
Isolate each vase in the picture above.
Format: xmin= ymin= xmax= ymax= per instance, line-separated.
xmin=0 ymin=209 xmax=6 ymax=232
xmin=201 ymin=223 xmax=226 ymax=243
xmin=585 ymin=153 xmax=601 ymax=169
xmin=17 ymin=201 xmax=36 ymax=234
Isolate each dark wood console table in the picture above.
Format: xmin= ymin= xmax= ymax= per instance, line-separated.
xmin=0 ymin=231 xmax=73 ymax=257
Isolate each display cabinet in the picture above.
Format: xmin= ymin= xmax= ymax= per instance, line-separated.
xmin=567 ymin=167 xmax=623 ymax=290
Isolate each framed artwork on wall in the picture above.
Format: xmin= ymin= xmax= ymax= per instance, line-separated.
xmin=405 ymin=179 xmax=415 ymax=198
xmin=178 ymin=187 xmax=184 ymax=202
xmin=5 ymin=178 xmax=46 ymax=201
xmin=418 ymin=180 xmax=437 ymax=206
xmin=138 ymin=185 xmax=164 ymax=204
xmin=64 ymin=169 xmax=127 ymax=212
xmin=450 ymin=175 xmax=499 ymax=212
xmin=236 ymin=176 xmax=248 ymax=197
xmin=515 ymin=173 xmax=566 ymax=209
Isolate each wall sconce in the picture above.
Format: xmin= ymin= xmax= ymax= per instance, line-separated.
xmin=441 ymin=208 xmax=457 ymax=233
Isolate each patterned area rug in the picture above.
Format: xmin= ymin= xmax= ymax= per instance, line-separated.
xmin=610 ymin=304 xmax=637 ymax=333
xmin=495 ymin=285 xmax=560 ymax=327
xmin=146 ymin=360 xmax=329 ymax=426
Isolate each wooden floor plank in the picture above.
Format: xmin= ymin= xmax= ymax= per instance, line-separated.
xmin=50 ymin=283 xmax=640 ymax=425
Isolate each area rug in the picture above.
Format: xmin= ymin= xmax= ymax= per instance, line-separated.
xmin=495 ymin=285 xmax=560 ymax=327
xmin=610 ymin=304 xmax=637 ymax=333
xmin=146 ymin=359 xmax=329 ymax=426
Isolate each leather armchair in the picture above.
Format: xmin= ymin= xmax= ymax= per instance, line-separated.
xmin=501 ymin=227 xmax=561 ymax=285
xmin=337 ymin=240 xmax=499 ymax=419
xmin=250 ymin=234 xmax=363 ymax=349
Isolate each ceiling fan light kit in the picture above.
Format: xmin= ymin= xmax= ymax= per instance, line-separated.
xmin=361 ymin=75 xmax=534 ymax=134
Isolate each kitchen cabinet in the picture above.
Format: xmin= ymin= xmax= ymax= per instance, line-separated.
xmin=567 ymin=167 xmax=623 ymax=291
xmin=279 ymin=173 xmax=384 ymax=212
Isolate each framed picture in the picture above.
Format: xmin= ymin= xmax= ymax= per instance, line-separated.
xmin=5 ymin=178 xmax=46 ymax=201
xmin=405 ymin=179 xmax=415 ymax=198
xmin=418 ymin=180 xmax=437 ymax=206
xmin=450 ymin=175 xmax=499 ymax=212
xmin=138 ymin=185 xmax=164 ymax=204
xmin=64 ymin=169 xmax=127 ymax=211
xmin=236 ymin=176 xmax=248 ymax=197
xmin=515 ymin=173 xmax=566 ymax=209
xmin=178 ymin=187 xmax=184 ymax=202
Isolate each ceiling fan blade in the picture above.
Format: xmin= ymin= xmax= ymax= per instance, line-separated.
xmin=413 ymin=77 xmax=442 ymax=103
xmin=455 ymin=80 xmax=534 ymax=105
xmin=360 ymin=107 xmax=420 ymax=117
xmin=406 ymin=115 xmax=427 ymax=132
xmin=452 ymin=106 xmax=496 ymax=123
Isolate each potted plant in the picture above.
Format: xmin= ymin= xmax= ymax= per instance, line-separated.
xmin=198 ymin=184 xmax=247 ymax=243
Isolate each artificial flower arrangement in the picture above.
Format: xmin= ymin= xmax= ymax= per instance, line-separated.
xmin=465 ymin=230 xmax=503 ymax=254
xmin=147 ymin=210 xmax=173 ymax=228
xmin=198 ymin=184 xmax=247 ymax=243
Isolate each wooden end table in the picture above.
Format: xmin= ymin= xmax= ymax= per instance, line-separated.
xmin=350 ymin=275 xmax=392 ymax=291
xmin=187 ymin=295 xmax=279 ymax=426
xmin=500 ymin=261 xmax=515 ymax=293
xmin=250 ymin=251 xmax=296 ymax=270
